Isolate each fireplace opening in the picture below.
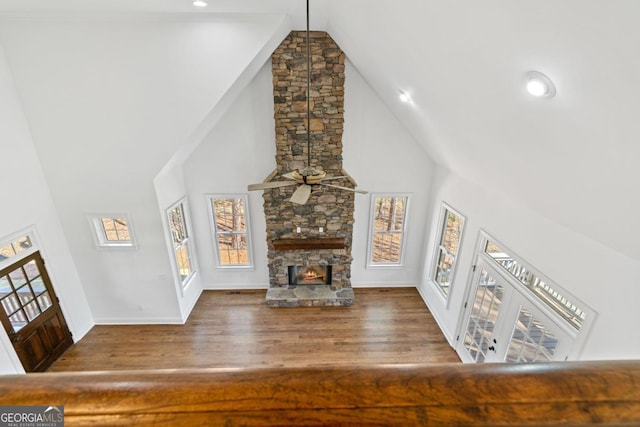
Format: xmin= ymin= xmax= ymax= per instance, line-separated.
xmin=288 ymin=265 xmax=332 ymax=286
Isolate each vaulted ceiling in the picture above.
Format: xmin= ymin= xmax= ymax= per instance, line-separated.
xmin=1 ymin=0 xmax=639 ymax=264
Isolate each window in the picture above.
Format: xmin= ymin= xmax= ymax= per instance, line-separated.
xmin=0 ymin=235 xmax=33 ymax=263
xmin=367 ymin=195 xmax=409 ymax=266
xmin=209 ymin=195 xmax=252 ymax=268
xmin=431 ymin=203 xmax=465 ymax=297
xmin=88 ymin=213 xmax=135 ymax=248
xmin=167 ymin=201 xmax=194 ymax=286
xmin=484 ymin=240 xmax=587 ymax=331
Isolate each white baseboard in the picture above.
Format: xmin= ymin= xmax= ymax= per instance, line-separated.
xmin=94 ymin=316 xmax=185 ymax=325
xmin=351 ymin=282 xmax=416 ymax=288
xmin=203 ymin=282 xmax=269 ymax=290
xmin=180 ymin=286 xmax=203 ymax=323
xmin=416 ymin=281 xmax=456 ymax=347
xmin=202 ymin=283 xmax=415 ymax=290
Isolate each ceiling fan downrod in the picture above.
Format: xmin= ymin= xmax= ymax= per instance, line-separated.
xmin=306 ymin=0 xmax=312 ymax=169
xmin=245 ymin=0 xmax=368 ymax=204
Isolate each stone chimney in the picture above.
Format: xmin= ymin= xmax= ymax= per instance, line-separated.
xmin=263 ymin=31 xmax=355 ymax=307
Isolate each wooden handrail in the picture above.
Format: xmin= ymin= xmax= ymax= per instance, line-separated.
xmin=1 ymin=361 xmax=639 ymax=426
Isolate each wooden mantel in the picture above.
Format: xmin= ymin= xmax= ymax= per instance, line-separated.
xmin=272 ymin=238 xmax=345 ymax=251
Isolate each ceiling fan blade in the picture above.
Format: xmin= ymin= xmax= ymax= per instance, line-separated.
xmin=320 ymin=175 xmax=349 ymax=181
xmin=282 ymin=171 xmax=297 ymax=180
xmin=320 ymin=183 xmax=368 ymax=194
xmin=290 ymin=184 xmax=312 ymax=205
xmin=248 ymin=181 xmax=297 ymax=191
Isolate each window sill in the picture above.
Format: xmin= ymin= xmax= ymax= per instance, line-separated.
xmin=428 ymin=279 xmax=451 ymax=302
xmin=215 ymin=265 xmax=255 ymax=271
xmin=365 ymin=263 xmax=405 ymax=270
xmin=94 ymin=244 xmax=137 ymax=250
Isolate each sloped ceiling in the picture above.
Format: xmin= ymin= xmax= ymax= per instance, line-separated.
xmin=325 ymin=0 xmax=640 ymax=262
xmin=1 ymin=0 xmax=639 ymax=264
xmin=0 ymin=0 xmax=299 ymax=14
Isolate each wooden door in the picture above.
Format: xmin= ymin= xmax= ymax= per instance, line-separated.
xmin=0 ymin=251 xmax=73 ymax=372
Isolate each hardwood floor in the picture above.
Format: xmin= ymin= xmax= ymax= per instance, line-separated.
xmin=49 ymin=288 xmax=460 ymax=372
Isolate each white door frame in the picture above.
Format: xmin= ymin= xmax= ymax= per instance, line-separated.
xmin=455 ymin=231 xmax=589 ymax=363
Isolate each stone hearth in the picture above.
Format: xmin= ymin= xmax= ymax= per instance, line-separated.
xmin=266 ymin=285 xmax=354 ymax=308
xmin=262 ymin=31 xmax=356 ymax=307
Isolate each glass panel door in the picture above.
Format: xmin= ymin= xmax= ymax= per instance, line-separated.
xmin=458 ymin=264 xmax=513 ymax=363
xmin=456 ymin=234 xmax=581 ymax=364
xmin=457 ymin=261 xmax=573 ymax=363
xmin=503 ymin=300 xmax=573 ymax=363
xmin=0 ymin=259 xmax=50 ymax=332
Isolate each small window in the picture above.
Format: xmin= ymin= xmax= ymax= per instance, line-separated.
xmin=208 ymin=195 xmax=252 ymax=268
xmin=0 ymin=235 xmax=33 ymax=263
xmin=367 ymin=195 xmax=409 ymax=266
xmin=88 ymin=214 xmax=135 ymax=248
xmin=167 ymin=201 xmax=194 ymax=286
xmin=484 ymin=239 xmax=588 ymax=331
xmin=431 ymin=203 xmax=465 ymax=297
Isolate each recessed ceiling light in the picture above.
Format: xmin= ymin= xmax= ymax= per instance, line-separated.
xmin=525 ymin=71 xmax=556 ymax=98
xmin=193 ymin=0 xmax=207 ymax=7
xmin=399 ymin=92 xmax=412 ymax=103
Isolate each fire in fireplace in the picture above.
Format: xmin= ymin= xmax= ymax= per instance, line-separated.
xmin=288 ymin=265 xmax=332 ymax=286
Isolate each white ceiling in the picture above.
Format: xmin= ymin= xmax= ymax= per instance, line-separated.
xmin=1 ymin=0 xmax=639 ymax=262
xmin=331 ymin=0 xmax=640 ymax=263
xmin=0 ymin=0 xmax=297 ymax=14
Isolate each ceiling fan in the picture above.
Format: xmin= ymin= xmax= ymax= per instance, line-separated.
xmin=247 ymin=0 xmax=367 ymax=205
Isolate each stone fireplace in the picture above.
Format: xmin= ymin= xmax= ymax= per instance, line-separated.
xmin=262 ymin=31 xmax=356 ymax=307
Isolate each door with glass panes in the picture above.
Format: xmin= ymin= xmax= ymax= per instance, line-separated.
xmin=0 ymin=251 xmax=73 ymax=372
xmin=457 ymin=260 xmax=573 ymax=363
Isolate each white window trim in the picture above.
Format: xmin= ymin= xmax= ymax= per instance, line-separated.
xmin=429 ymin=202 xmax=466 ymax=303
xmin=479 ymin=232 xmax=594 ymax=333
xmin=166 ymin=199 xmax=196 ymax=289
xmin=365 ymin=193 xmax=411 ymax=269
xmin=87 ymin=212 xmax=136 ymax=249
xmin=207 ymin=194 xmax=254 ymax=270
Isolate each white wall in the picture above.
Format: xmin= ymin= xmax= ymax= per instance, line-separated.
xmin=0 ymin=14 xmax=289 ymax=323
xmin=166 ymin=17 xmax=290 ymax=292
xmin=0 ymin=43 xmax=93 ymax=374
xmin=182 ymin=57 xmax=435 ymax=290
xmin=343 ymin=61 xmax=435 ymax=287
xmin=419 ymin=166 xmax=640 ymax=360
xmin=183 ymin=62 xmax=274 ymax=289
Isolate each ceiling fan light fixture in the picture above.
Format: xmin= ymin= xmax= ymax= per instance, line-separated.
xmin=525 ymin=71 xmax=556 ymax=98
